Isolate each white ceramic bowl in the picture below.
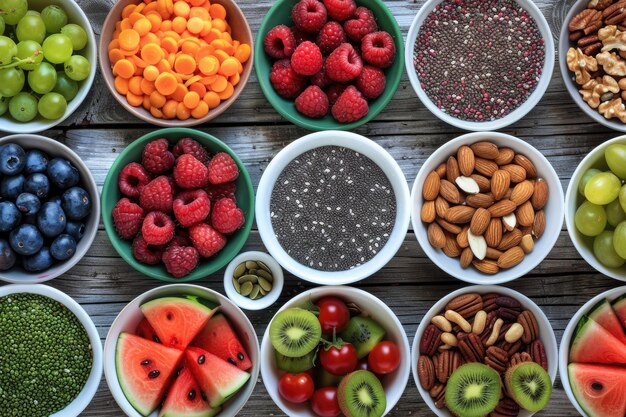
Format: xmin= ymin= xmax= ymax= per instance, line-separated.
xmin=565 ymin=135 xmax=626 ymax=280
xmin=405 ymin=0 xmax=555 ymax=131
xmin=0 ymin=134 xmax=100 ymax=283
xmin=256 ymin=130 xmax=411 ymax=285
xmin=412 ymin=285 xmax=558 ymax=417
xmin=558 ymin=286 xmax=626 ymax=417
xmin=224 ymin=250 xmax=284 ymax=310
xmin=0 ymin=0 xmax=97 ymax=134
xmin=411 ymin=131 xmax=564 ymax=284
xmin=0 ymin=284 xmax=103 ymax=417
xmin=103 ymin=284 xmax=260 ymax=417
xmin=260 ymin=286 xmax=411 ymax=417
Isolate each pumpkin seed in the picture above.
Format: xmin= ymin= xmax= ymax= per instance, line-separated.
xmin=249 ymin=284 xmax=260 ymax=300
xmin=259 ymin=287 xmax=268 ymax=296
xmin=232 ymin=277 xmax=241 ymax=293
xmin=257 ymin=261 xmax=271 ymax=273
xmin=240 ymin=281 xmax=253 ymax=296
xmin=238 ymin=274 xmax=258 ymax=284
xmin=245 ymin=261 xmax=258 ymax=270
xmin=234 ymin=263 xmax=247 ymax=279
xmin=256 ymin=269 xmax=273 ymax=282
xmin=258 ymin=277 xmax=272 ymax=292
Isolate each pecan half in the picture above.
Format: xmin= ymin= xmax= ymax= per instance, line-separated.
xmin=420 ymin=324 xmax=441 ymax=356
xmin=435 ymin=350 xmax=462 ymax=383
xmin=495 ymin=296 xmax=522 ymax=310
xmin=489 ymin=397 xmax=521 ymax=417
xmin=509 ymin=351 xmax=533 ymax=367
xmin=517 ymin=310 xmax=539 ymax=344
xmin=570 ymin=9 xmax=602 ymax=32
xmin=485 ymin=346 xmax=509 ymax=373
xmin=445 ymin=293 xmax=483 ymax=319
xmin=497 ymin=307 xmax=521 ymax=322
xmin=418 ymin=355 xmax=436 ymax=390
xmin=458 ymin=333 xmax=485 ymax=363
xmin=429 ymin=383 xmax=446 ymax=408
xmin=528 ymin=339 xmax=548 ymax=370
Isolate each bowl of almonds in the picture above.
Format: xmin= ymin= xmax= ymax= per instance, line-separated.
xmin=411 ymin=132 xmax=564 ymax=284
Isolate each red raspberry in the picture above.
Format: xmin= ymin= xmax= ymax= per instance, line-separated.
xmin=162 ymin=245 xmax=199 ymax=278
xmin=172 ymin=137 xmax=210 ymax=164
xmin=167 ymin=234 xmax=192 ymax=249
xmin=189 ymin=223 xmax=227 ymax=257
xmin=142 ymin=211 xmax=175 ymax=245
xmin=316 ymin=21 xmax=346 ymax=55
xmin=291 ymin=26 xmax=313 ymax=45
xmin=208 ymin=152 xmax=239 ymax=184
xmin=270 ymin=59 xmax=307 ymax=99
xmin=139 ymin=176 xmax=174 ymax=213
xmin=118 ymin=162 xmax=151 ymax=198
xmin=344 ymin=7 xmax=378 ymax=42
xmin=356 ymin=65 xmax=386 ymax=99
xmin=325 ymin=43 xmax=362 ymax=82
xmin=112 ymin=198 xmax=145 ymax=240
xmin=142 ymin=138 xmax=175 ymax=174
xmin=205 ymin=182 xmax=236 ymax=203
xmin=173 ymin=189 xmax=211 ymax=227
xmin=291 ymin=0 xmax=327 ymax=34
xmin=331 ymin=85 xmax=369 ymax=123
xmin=211 ymin=198 xmax=245 ymax=234
xmin=264 ymin=25 xmax=297 ymax=59
xmin=291 ymin=41 xmax=323 ymax=76
xmin=173 ymin=154 xmax=209 ymax=189
xmin=295 ymin=85 xmax=329 ymax=118
xmin=132 ymin=234 xmax=164 ymax=265
xmin=325 ymin=83 xmax=347 ymax=104
xmin=311 ymin=67 xmax=330 ymax=88
xmin=323 ymin=0 xmax=356 ymax=21
xmin=361 ymin=31 xmax=396 ymax=68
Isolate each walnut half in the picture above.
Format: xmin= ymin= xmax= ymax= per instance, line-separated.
xmin=597 ymin=51 xmax=626 ymax=76
xmin=580 ymin=75 xmax=620 ymax=108
xmin=567 ymin=47 xmax=599 ymax=84
xmin=599 ymin=97 xmax=626 ymax=122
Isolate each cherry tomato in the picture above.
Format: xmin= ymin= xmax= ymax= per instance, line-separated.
xmin=320 ymin=342 xmax=358 ymax=376
xmin=368 ymin=341 xmax=401 ymax=374
xmin=356 ymin=357 xmax=371 ymax=371
xmin=317 ymin=297 xmax=350 ymax=334
xmin=311 ymin=386 xmax=341 ymax=417
xmin=278 ymin=372 xmax=314 ymax=404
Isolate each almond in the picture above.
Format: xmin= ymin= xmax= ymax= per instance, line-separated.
xmin=515 ymin=201 xmax=535 ymax=227
xmin=488 ymin=199 xmax=517 ymax=217
xmin=495 ymin=147 xmax=515 ymax=165
xmin=531 ymin=179 xmax=549 ymax=210
xmin=514 ymin=154 xmax=537 ymax=178
xmin=421 ymin=201 xmax=436 ymax=223
xmin=423 ymin=171 xmax=441 ymax=201
xmin=460 ymin=247 xmax=474 ymax=268
xmin=497 ymin=246 xmax=525 ymax=269
xmin=497 ymin=228 xmax=523 ymax=251
xmin=520 ymin=234 xmax=534 ymax=254
xmin=437 ymin=217 xmax=462 ymax=234
xmin=435 ymin=163 xmax=447 ymax=179
xmin=443 ymin=233 xmax=462 ymax=257
xmin=491 ymin=170 xmax=511 ymax=200
xmin=519 ymin=224 xmax=533 ymax=236
xmin=501 ymin=164 xmax=527 ymax=183
xmin=466 ymin=193 xmax=495 ymax=208
xmin=435 ymin=196 xmax=449 ymax=218
xmin=485 ymin=247 xmax=503 ymax=260
xmin=446 ymin=206 xmax=476 ymax=224
xmin=458 ymin=146 xmax=475 ymax=176
xmin=485 ymin=218 xmax=503 ymax=248
xmin=473 ymin=259 xmax=499 ymax=274
xmin=470 ymin=208 xmax=491 ymax=236
xmin=474 ymin=158 xmax=499 ymax=177
xmin=502 ymin=213 xmax=517 ymax=231
xmin=533 ymin=210 xmax=546 ymax=238
xmin=447 ymin=156 xmax=460 ymax=183
xmin=455 ymin=176 xmax=480 ymax=194
xmin=457 ymin=226 xmax=469 ymax=248
xmin=428 ymin=223 xmax=446 ymax=249
xmin=510 ymin=180 xmax=534 ymax=206
xmin=467 ymin=229 xmax=487 ymax=260
xmin=440 ymin=180 xmax=461 ymax=204
xmin=470 ymin=142 xmax=499 ymax=159
xmin=470 ymin=174 xmax=491 ymax=192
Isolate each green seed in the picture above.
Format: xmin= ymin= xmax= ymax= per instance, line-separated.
xmin=259 ymin=287 xmax=268 ymax=296
xmin=245 ymin=261 xmax=258 ymax=270
xmin=256 ymin=269 xmax=273 ymax=282
xmin=249 ymin=284 xmax=260 ymax=299
xmin=232 ymin=277 xmax=241 ymax=293
xmin=258 ymin=277 xmax=272 ymax=292
xmin=257 ymin=261 xmax=271 ymax=273
xmin=234 ymin=263 xmax=247 ymax=279
xmin=240 ymin=281 xmax=253 ymax=296
xmin=238 ymin=274 xmax=258 ymax=284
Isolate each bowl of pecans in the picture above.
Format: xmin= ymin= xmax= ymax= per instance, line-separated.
xmin=410 ymin=132 xmax=564 ymax=284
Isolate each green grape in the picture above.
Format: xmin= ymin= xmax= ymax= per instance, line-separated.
xmin=575 ymin=200 xmax=607 ymax=237
xmin=37 ymin=92 xmax=66 ymax=120
xmin=42 ymin=33 xmax=73 ymax=64
xmin=606 ymin=144 xmax=626 ymax=180
xmin=16 ymin=15 xmax=46 ymax=44
xmin=594 ymin=230 xmax=626 ymax=268
xmin=60 ymin=23 xmax=87 ymax=51
xmin=40 ymin=5 xmax=67 ymax=34
xmin=585 ymin=172 xmax=622 ymax=205
xmin=0 ymin=0 xmax=28 ymax=25
xmin=52 ymin=72 xmax=78 ymax=101
xmin=16 ymin=40 xmax=43 ymax=70
xmin=28 ymin=62 xmax=57 ymax=94
xmin=0 ymin=36 xmax=17 ymax=66
xmin=0 ymin=16 xmax=5 ymax=36
xmin=63 ymin=55 xmax=90 ymax=81
xmin=0 ymin=67 xmax=24 ymax=97
xmin=0 ymin=96 xmax=8 ymax=116
xmin=9 ymin=92 xmax=38 ymax=122
xmin=25 ymin=10 xmax=39 ymax=16
xmin=579 ymin=168 xmax=602 ymax=196
xmin=614 ymin=221 xmax=626 ymax=259
xmin=619 ymin=184 xmax=626 ymax=213
xmin=607 ymin=198 xmax=626 ymax=227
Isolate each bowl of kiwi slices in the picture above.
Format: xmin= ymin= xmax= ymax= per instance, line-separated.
xmin=260 ymin=286 xmax=410 ymax=417
xmin=412 ymin=285 xmax=558 ymax=417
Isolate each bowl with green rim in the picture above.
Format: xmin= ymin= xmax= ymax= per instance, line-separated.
xmin=254 ymin=0 xmax=404 ymax=131
xmin=101 ymin=127 xmax=254 ymax=282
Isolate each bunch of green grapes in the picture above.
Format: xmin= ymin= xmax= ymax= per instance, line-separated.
xmin=0 ymin=0 xmax=90 ymax=123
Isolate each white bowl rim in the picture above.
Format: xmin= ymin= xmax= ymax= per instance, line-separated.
xmin=404 ymin=0 xmax=555 ymax=132
xmin=255 ymin=130 xmax=411 ymax=285
xmin=410 ymin=131 xmax=565 ymax=284
xmin=411 ymin=284 xmax=558 ymax=417
xmin=0 ymin=283 xmax=103 ymax=417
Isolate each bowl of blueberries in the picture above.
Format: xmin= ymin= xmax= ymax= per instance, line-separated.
xmin=0 ymin=134 xmax=99 ymax=283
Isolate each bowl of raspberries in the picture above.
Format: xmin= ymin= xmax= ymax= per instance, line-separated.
xmin=255 ymin=0 xmax=404 ymax=131
xmin=101 ymin=128 xmax=254 ymax=282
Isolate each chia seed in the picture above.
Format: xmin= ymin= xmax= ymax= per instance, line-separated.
xmin=413 ymin=0 xmax=545 ymax=122
xmin=270 ymin=146 xmax=396 ymax=271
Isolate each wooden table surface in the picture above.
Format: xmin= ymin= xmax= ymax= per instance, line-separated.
xmin=1 ymin=0 xmax=617 ymax=415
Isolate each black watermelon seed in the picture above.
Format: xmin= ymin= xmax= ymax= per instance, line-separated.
xmin=141 ymin=359 xmax=151 ymax=366
xmin=148 ymin=370 xmax=160 ymax=379
xmin=227 ymin=358 xmax=237 ymax=366
xmin=198 ymin=355 xmax=205 ymax=365
xmin=188 ymin=389 xmax=196 ymax=401
xmin=153 ymin=335 xmax=161 ymax=343
xmin=201 ymin=392 xmax=207 ymax=401
xmin=166 ymin=312 xmax=173 ymax=320
xmin=592 ymin=382 xmax=603 ymax=391
xmin=237 ymin=352 xmax=245 ymax=361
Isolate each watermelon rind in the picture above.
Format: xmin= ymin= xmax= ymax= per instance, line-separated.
xmin=570 ymin=316 xmax=626 ymax=364
xmin=611 ymin=294 xmax=626 ymax=330
xmin=588 ymin=299 xmax=626 ymax=345
xmin=568 ymin=363 xmax=626 ymax=417
xmin=185 ymin=295 xmax=220 ymax=311
xmin=159 ymin=368 xmax=219 ymax=417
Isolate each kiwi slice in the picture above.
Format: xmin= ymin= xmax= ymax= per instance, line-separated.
xmin=505 ymin=362 xmax=552 ymax=412
xmin=339 ymin=316 xmax=386 ymax=359
xmin=338 ymin=370 xmax=386 ymax=417
xmin=444 ymin=363 xmax=501 ymax=417
xmin=275 ymin=349 xmax=316 ymax=373
xmin=269 ymin=308 xmax=322 ymax=358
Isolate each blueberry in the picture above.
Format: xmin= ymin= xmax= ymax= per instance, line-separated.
xmin=15 ymin=193 xmax=40 ymax=216
xmin=50 ymin=234 xmax=76 ymax=261
xmin=9 ymin=224 xmax=43 ymax=256
xmin=0 ymin=175 xmax=24 ymax=200
xmin=0 ymin=143 xmax=26 ymax=175
xmin=0 ymin=201 xmax=21 ymax=232
xmin=61 ymin=187 xmax=91 ymax=220
xmin=47 ymin=158 xmax=79 ymax=189
xmin=0 ymin=239 xmax=16 ymax=271
xmin=48 ymin=196 xmax=62 ymax=206
xmin=24 ymin=173 xmax=50 ymax=199
xmin=37 ymin=202 xmax=66 ymax=238
xmin=65 ymin=221 xmax=85 ymax=241
xmin=23 ymin=247 xmax=53 ymax=272
xmin=24 ymin=149 xmax=49 ymax=174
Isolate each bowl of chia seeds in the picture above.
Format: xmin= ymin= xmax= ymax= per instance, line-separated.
xmin=405 ymin=0 xmax=555 ymax=131
xmin=0 ymin=284 xmax=103 ymax=416
xmin=256 ymin=130 xmax=411 ymax=285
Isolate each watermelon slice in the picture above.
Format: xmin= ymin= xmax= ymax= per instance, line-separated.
xmin=116 ymin=333 xmax=184 ymax=416
xmin=141 ymin=296 xmax=218 ymax=350
xmin=191 ymin=314 xmax=252 ymax=371
xmin=185 ymin=347 xmax=250 ymax=408
xmin=611 ymin=294 xmax=626 ymax=331
xmin=570 ymin=316 xmax=626 ymax=364
xmin=568 ymin=363 xmax=626 ymax=417
xmin=136 ymin=318 xmax=161 ymax=344
xmin=588 ymin=299 xmax=626 ymax=345
xmin=159 ymin=367 xmax=219 ymax=417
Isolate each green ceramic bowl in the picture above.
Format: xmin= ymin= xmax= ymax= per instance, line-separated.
xmin=254 ymin=0 xmax=404 ymax=131
xmin=101 ymin=128 xmax=254 ymax=282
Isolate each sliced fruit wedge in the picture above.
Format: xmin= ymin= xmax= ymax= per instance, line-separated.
xmin=588 ymin=298 xmax=626 ymax=345
xmin=569 ymin=363 xmax=626 ymax=417
xmin=191 ymin=314 xmax=252 ymax=371
xmin=159 ymin=367 xmax=219 ymax=417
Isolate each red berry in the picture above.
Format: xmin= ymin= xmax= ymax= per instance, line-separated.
xmin=142 ymin=211 xmax=175 ymax=245
xmin=295 ymin=85 xmax=329 ymax=118
xmin=173 ymin=154 xmax=209 ymax=189
xmin=172 ymin=137 xmax=210 ymax=164
xmin=162 ymin=245 xmax=199 ymax=278
xmin=291 ymin=0 xmax=327 ymax=34
xmin=344 ymin=7 xmax=378 ymax=42
xmin=311 ymin=65 xmax=331 ymax=88
xmin=210 ymin=198 xmax=245 ymax=234
xmin=118 ymin=162 xmax=151 ymax=198
xmin=325 ymin=83 xmax=347 ymax=104
xmin=167 ymin=234 xmax=192 ymax=249
xmin=132 ymin=234 xmax=164 ymax=265
xmin=270 ymin=59 xmax=307 ymax=99
xmin=264 ymin=25 xmax=297 ymax=59
xmin=189 ymin=223 xmax=227 ymax=257
xmin=325 ymin=43 xmax=362 ymax=82
xmin=142 ymin=138 xmax=175 ymax=174
xmin=173 ymin=189 xmax=211 ymax=227
xmin=207 ymin=152 xmax=239 ymax=184
xmin=139 ymin=176 xmax=174 ymax=213
xmin=356 ymin=65 xmax=386 ymax=99
xmin=361 ymin=31 xmax=396 ymax=68
xmin=291 ymin=41 xmax=323 ymax=76
xmin=331 ymin=85 xmax=368 ymax=123
xmin=323 ymin=0 xmax=356 ymax=21
xmin=316 ymin=21 xmax=346 ymax=55
xmin=291 ymin=26 xmax=313 ymax=45
xmin=205 ymin=182 xmax=237 ymax=203
xmin=112 ymin=198 xmax=145 ymax=240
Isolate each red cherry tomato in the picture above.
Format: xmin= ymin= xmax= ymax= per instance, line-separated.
xmin=311 ymin=386 xmax=341 ymax=417
xmin=316 ymin=297 xmax=350 ymax=334
xmin=320 ymin=342 xmax=358 ymax=376
xmin=368 ymin=341 xmax=401 ymax=374
xmin=356 ymin=357 xmax=371 ymax=371
xmin=278 ymin=372 xmax=314 ymax=404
